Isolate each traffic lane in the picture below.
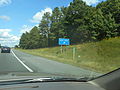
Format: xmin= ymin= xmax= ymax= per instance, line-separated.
xmin=0 ymin=50 xmax=28 ymax=73
xmin=13 ymin=49 xmax=101 ymax=77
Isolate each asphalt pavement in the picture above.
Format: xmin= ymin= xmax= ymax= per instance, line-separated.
xmin=0 ymin=49 xmax=100 ymax=77
xmin=0 ymin=50 xmax=28 ymax=73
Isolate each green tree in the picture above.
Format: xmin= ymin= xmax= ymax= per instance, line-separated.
xmin=19 ymin=33 xmax=28 ymax=49
xmin=97 ymin=0 xmax=120 ymax=35
xmin=19 ymin=26 xmax=43 ymax=49
xmin=64 ymin=0 xmax=91 ymax=44
xmin=19 ymin=0 xmax=119 ymax=49
xmin=15 ymin=45 xmax=19 ymax=48
xmin=39 ymin=12 xmax=51 ymax=47
xmin=50 ymin=7 xmax=66 ymax=46
xmin=89 ymin=9 xmax=118 ymax=40
xmin=28 ymin=26 xmax=41 ymax=49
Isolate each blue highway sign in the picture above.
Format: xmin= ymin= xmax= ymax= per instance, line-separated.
xmin=59 ymin=38 xmax=70 ymax=45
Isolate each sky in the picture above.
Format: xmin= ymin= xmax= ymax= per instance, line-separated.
xmin=0 ymin=0 xmax=106 ymax=47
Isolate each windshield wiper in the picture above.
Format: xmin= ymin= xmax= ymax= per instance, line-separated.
xmin=0 ymin=77 xmax=93 ymax=85
xmin=26 ymin=77 xmax=90 ymax=82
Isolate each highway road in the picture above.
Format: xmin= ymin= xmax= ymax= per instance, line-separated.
xmin=0 ymin=49 xmax=100 ymax=77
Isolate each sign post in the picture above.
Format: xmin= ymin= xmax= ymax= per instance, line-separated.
xmin=61 ymin=45 xmax=63 ymax=53
xmin=73 ymin=47 xmax=76 ymax=60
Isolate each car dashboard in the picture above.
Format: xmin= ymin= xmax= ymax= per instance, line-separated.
xmin=0 ymin=68 xmax=120 ymax=90
xmin=0 ymin=81 xmax=105 ymax=90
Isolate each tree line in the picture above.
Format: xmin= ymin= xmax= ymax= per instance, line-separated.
xmin=19 ymin=0 xmax=120 ymax=49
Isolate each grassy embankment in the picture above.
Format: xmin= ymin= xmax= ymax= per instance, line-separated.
xmin=17 ymin=37 xmax=120 ymax=73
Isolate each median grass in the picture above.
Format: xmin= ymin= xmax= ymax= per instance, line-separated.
xmin=17 ymin=37 xmax=120 ymax=73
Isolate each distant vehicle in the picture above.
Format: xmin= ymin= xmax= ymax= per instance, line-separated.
xmin=1 ymin=46 xmax=11 ymax=53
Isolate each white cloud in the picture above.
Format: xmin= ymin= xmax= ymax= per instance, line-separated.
xmin=0 ymin=15 xmax=10 ymax=21
xmin=20 ymin=25 xmax=33 ymax=34
xmin=30 ymin=8 xmax=52 ymax=23
xmin=82 ymin=0 xmax=100 ymax=5
xmin=0 ymin=29 xmax=20 ymax=47
xmin=0 ymin=0 xmax=11 ymax=6
xmin=0 ymin=29 xmax=11 ymax=32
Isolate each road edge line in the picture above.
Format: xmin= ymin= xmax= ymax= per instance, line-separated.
xmin=11 ymin=49 xmax=34 ymax=72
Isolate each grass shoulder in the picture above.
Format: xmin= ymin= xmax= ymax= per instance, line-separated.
xmin=16 ymin=37 xmax=120 ymax=73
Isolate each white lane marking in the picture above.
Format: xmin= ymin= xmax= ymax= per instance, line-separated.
xmin=11 ymin=50 xmax=33 ymax=72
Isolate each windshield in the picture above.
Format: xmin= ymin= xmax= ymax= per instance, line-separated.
xmin=0 ymin=0 xmax=120 ymax=80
